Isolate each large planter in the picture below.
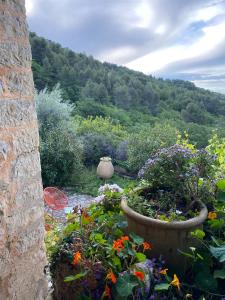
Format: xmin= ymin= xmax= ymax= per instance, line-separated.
xmin=97 ymin=157 xmax=114 ymax=179
xmin=121 ymin=197 xmax=208 ymax=270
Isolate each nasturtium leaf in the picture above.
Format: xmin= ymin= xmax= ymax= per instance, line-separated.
xmin=210 ymin=245 xmax=225 ymax=262
xmin=154 ymin=283 xmax=170 ymax=291
xmin=135 ymin=252 xmax=146 ymax=262
xmin=129 ymin=232 xmax=144 ymax=245
xmin=209 ymin=219 xmax=225 ymax=230
xmin=195 ymin=271 xmax=218 ymax=292
xmin=214 ymin=269 xmax=225 ymax=279
xmin=115 ymin=274 xmax=139 ymax=297
xmin=64 ymin=271 xmax=87 ymax=282
xmin=216 ymin=179 xmax=225 ymax=192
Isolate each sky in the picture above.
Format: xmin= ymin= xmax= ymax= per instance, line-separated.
xmin=25 ymin=0 xmax=225 ymax=94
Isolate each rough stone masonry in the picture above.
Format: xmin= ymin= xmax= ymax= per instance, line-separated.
xmin=0 ymin=0 xmax=48 ymax=299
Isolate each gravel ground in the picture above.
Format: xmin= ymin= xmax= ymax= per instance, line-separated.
xmin=45 ymin=193 xmax=94 ymax=222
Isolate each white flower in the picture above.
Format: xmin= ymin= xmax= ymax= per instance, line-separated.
xmin=98 ymin=184 xmax=123 ymax=195
xmin=176 ymin=210 xmax=182 ymax=215
xmin=94 ymin=194 xmax=105 ymax=203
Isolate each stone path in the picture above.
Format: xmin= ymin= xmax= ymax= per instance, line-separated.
xmin=45 ymin=193 xmax=95 ymax=222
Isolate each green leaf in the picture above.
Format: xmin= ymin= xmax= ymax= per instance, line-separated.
xmin=217 ymin=179 xmax=225 ymax=192
xmin=195 ymin=271 xmax=218 ymax=292
xmin=210 ymin=245 xmax=225 ymax=262
xmin=217 ymin=190 xmax=225 ymax=201
xmin=129 ymin=232 xmax=144 ymax=245
xmin=209 ymin=219 xmax=225 ymax=230
xmin=154 ymin=283 xmax=170 ymax=291
xmin=115 ymin=274 xmax=139 ymax=297
xmin=214 ymin=269 xmax=225 ymax=279
xmin=191 ymin=229 xmax=205 ymax=240
xmin=135 ymin=252 xmax=146 ymax=262
xmin=64 ymin=271 xmax=87 ymax=282
xmin=112 ymin=256 xmax=121 ymax=268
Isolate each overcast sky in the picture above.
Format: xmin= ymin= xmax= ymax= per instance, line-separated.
xmin=25 ymin=0 xmax=225 ymax=94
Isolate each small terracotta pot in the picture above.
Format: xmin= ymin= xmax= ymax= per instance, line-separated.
xmin=97 ymin=157 xmax=114 ymax=179
xmin=121 ymin=196 xmax=208 ymax=270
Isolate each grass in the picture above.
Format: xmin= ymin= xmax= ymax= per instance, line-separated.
xmin=72 ymin=167 xmax=136 ymax=196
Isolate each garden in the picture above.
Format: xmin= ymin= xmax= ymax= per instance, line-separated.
xmin=45 ymin=133 xmax=225 ymax=300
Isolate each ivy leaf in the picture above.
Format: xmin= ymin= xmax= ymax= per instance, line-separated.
xmin=154 ymin=283 xmax=170 ymax=291
xmin=210 ymin=245 xmax=225 ymax=262
xmin=115 ymin=274 xmax=139 ymax=297
xmin=135 ymin=252 xmax=146 ymax=262
xmin=129 ymin=232 xmax=144 ymax=245
xmin=214 ymin=269 xmax=225 ymax=279
xmin=64 ymin=271 xmax=87 ymax=282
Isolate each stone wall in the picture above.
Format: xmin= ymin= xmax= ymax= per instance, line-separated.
xmin=0 ymin=0 xmax=48 ymax=299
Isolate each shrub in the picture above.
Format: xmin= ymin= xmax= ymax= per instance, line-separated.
xmin=127 ymin=123 xmax=177 ymax=172
xmin=81 ymin=133 xmax=115 ymax=166
xmin=36 ymin=86 xmax=84 ymax=186
xmin=76 ymin=116 xmax=128 ymax=166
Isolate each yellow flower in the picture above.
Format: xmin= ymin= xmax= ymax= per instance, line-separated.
xmin=208 ymin=212 xmax=217 ymax=220
xmin=159 ymin=268 xmax=168 ymax=275
xmin=170 ymin=274 xmax=180 ymax=290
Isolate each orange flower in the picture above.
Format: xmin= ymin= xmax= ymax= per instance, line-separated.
xmin=112 ymin=239 xmax=124 ymax=252
xmin=121 ymin=236 xmax=129 ymax=242
xmin=170 ymin=274 xmax=180 ymax=290
xmin=45 ymin=224 xmax=52 ymax=231
xmin=106 ymin=270 xmax=117 ymax=284
xmin=159 ymin=268 xmax=168 ymax=275
xmin=143 ymin=242 xmax=152 ymax=250
xmin=208 ymin=212 xmax=217 ymax=220
xmin=105 ymin=285 xmax=111 ymax=297
xmin=134 ymin=271 xmax=145 ymax=281
xmin=72 ymin=251 xmax=81 ymax=266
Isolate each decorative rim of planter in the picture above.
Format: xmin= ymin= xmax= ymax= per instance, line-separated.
xmin=100 ymin=157 xmax=112 ymax=161
xmin=121 ymin=197 xmax=208 ymax=230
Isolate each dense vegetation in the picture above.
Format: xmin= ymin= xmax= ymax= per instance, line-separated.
xmin=31 ymin=32 xmax=225 ymax=190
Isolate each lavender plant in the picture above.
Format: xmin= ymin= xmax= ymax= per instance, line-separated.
xmin=132 ymin=145 xmax=216 ymax=219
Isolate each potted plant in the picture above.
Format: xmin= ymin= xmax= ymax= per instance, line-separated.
xmin=121 ymin=145 xmax=216 ymax=269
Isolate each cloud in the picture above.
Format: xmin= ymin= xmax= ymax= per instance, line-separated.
xmin=26 ymin=0 xmax=225 ymax=93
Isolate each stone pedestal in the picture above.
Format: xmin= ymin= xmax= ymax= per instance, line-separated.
xmin=0 ymin=0 xmax=48 ymax=299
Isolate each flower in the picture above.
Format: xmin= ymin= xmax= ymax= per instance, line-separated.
xmin=143 ymin=242 xmax=152 ymax=250
xmin=159 ymin=268 xmax=168 ymax=275
xmin=112 ymin=239 xmax=124 ymax=252
xmin=134 ymin=271 xmax=145 ymax=281
xmin=170 ymin=274 xmax=180 ymax=290
xmin=121 ymin=236 xmax=129 ymax=242
xmin=104 ymin=285 xmax=111 ymax=297
xmin=208 ymin=211 xmax=217 ymax=220
xmin=72 ymin=251 xmax=81 ymax=266
xmin=106 ymin=270 xmax=117 ymax=284
xmin=94 ymin=194 xmax=105 ymax=203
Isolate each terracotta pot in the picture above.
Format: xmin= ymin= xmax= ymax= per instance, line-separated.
xmin=121 ymin=196 xmax=208 ymax=270
xmin=97 ymin=157 xmax=114 ymax=179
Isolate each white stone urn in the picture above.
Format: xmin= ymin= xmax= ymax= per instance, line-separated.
xmin=97 ymin=157 xmax=114 ymax=179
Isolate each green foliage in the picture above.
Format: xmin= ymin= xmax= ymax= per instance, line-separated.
xmin=30 ymin=32 xmax=225 ymax=148
xmin=206 ymin=133 xmax=225 ymax=178
xmin=36 ymin=87 xmax=84 ymax=186
xmin=127 ymin=123 xmax=177 ymax=172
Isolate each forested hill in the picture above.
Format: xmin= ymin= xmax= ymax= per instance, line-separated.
xmin=30 ymin=32 xmax=225 ymax=141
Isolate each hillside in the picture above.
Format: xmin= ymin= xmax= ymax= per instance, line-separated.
xmin=30 ymin=32 xmax=225 ymax=147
